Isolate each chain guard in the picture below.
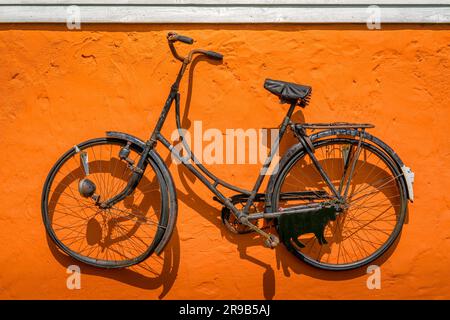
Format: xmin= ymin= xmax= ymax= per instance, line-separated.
xmin=217 ymin=193 xmax=267 ymax=234
xmin=221 ymin=207 xmax=254 ymax=234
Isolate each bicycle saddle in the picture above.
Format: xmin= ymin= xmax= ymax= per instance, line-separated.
xmin=264 ymin=79 xmax=312 ymax=104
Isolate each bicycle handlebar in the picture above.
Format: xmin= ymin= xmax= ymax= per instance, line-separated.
xmin=167 ymin=32 xmax=223 ymax=62
xmin=176 ymin=35 xmax=194 ymax=45
xmin=168 ymin=32 xmax=194 ymax=45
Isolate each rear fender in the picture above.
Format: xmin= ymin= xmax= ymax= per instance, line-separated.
xmin=311 ymin=129 xmax=414 ymax=202
xmin=265 ymin=128 xmax=414 ymax=211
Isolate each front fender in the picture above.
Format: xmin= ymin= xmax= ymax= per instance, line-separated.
xmin=106 ymin=131 xmax=178 ymax=255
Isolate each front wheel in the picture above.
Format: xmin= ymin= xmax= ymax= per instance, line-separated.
xmin=41 ymin=137 xmax=169 ymax=268
xmin=271 ymin=137 xmax=408 ymax=271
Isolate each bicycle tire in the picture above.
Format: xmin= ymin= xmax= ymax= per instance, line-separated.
xmin=270 ymin=137 xmax=408 ymax=271
xmin=41 ymin=137 xmax=169 ymax=268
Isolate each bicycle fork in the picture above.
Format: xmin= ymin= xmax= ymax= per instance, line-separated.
xmin=81 ymin=83 xmax=180 ymax=208
xmin=98 ymin=141 xmax=153 ymax=209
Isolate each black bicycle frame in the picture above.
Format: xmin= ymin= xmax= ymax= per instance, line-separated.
xmin=102 ymin=59 xmax=343 ymax=221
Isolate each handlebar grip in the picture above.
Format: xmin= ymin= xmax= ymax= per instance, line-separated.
xmin=176 ymin=35 xmax=194 ymax=45
xmin=205 ymin=50 xmax=223 ymax=60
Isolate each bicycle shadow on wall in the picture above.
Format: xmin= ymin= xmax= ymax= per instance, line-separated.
xmin=44 ymin=54 xmax=407 ymax=300
xmin=169 ymin=55 xmax=406 ymax=299
xmin=45 ymin=155 xmax=180 ymax=299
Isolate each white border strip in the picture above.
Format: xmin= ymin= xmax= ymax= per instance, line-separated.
xmin=0 ymin=2 xmax=449 ymax=23
xmin=1 ymin=1 xmax=449 ymax=4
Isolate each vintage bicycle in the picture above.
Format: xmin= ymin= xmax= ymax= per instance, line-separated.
xmin=41 ymin=32 xmax=414 ymax=271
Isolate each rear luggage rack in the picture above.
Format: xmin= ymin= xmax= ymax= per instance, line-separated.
xmin=296 ymin=122 xmax=375 ymax=130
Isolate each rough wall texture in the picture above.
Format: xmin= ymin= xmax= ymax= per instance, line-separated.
xmin=0 ymin=24 xmax=449 ymax=299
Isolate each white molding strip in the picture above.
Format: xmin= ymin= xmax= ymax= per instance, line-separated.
xmin=1 ymin=1 xmax=449 ymax=4
xmin=0 ymin=1 xmax=449 ymax=23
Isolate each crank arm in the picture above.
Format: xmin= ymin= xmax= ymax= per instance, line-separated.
xmin=239 ymin=216 xmax=279 ymax=248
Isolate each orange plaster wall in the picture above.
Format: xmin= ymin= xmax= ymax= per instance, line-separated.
xmin=0 ymin=24 xmax=449 ymax=299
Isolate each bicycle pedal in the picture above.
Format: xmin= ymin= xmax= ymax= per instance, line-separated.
xmin=263 ymin=234 xmax=279 ymax=249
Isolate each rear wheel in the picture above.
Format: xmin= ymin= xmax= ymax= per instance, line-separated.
xmin=41 ymin=138 xmax=169 ymax=268
xmin=271 ymin=138 xmax=407 ymax=270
